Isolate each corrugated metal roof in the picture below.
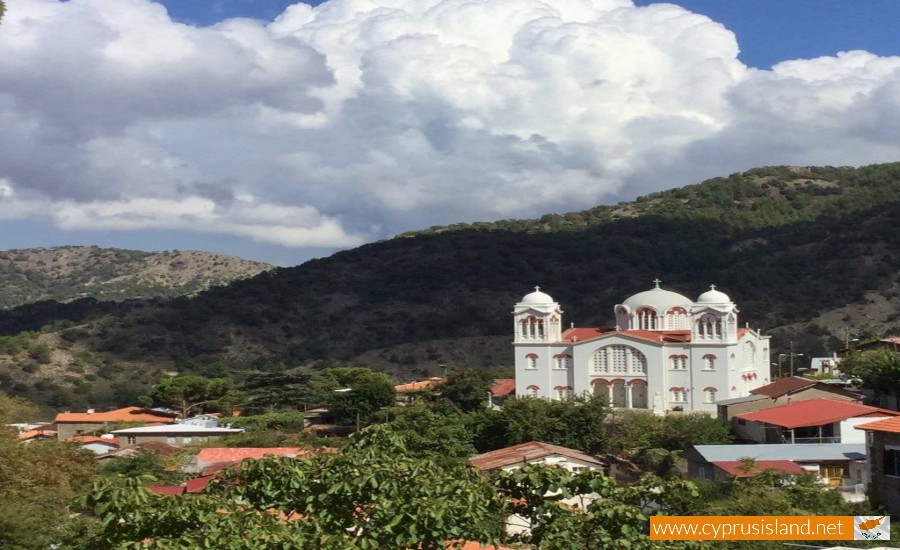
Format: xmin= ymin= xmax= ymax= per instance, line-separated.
xmin=111 ymin=425 xmax=243 ymax=435
xmin=750 ymin=377 xmax=816 ymax=398
xmin=685 ymin=443 xmax=866 ymax=463
xmin=196 ymin=447 xmax=305 ymax=464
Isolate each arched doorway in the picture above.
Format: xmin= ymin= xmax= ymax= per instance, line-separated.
xmin=629 ymin=380 xmax=648 ymax=409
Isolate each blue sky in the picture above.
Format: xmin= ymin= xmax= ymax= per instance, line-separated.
xmin=1 ymin=0 xmax=899 ymax=266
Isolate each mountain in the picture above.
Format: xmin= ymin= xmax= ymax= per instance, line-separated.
xmin=2 ymin=163 xmax=900 ymax=409
xmin=0 ymin=246 xmax=273 ymax=309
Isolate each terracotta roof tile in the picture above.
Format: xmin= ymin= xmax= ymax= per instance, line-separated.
xmin=394 ymin=377 xmax=443 ymax=392
xmin=712 ymin=460 xmax=806 ymax=478
xmin=559 ymin=328 xmax=691 ymax=344
xmin=67 ymin=436 xmax=120 ymax=446
xmin=470 ymin=441 xmax=604 ymax=472
xmin=55 ymin=407 xmax=176 ymax=424
xmin=16 ymin=429 xmax=56 ymax=441
xmin=734 ymin=399 xmax=900 ymax=429
xmin=855 ymin=416 xmax=900 ymax=434
xmin=490 ymin=379 xmax=516 ymax=398
xmin=196 ymin=447 xmax=307 ymax=464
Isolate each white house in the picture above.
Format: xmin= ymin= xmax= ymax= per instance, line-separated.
xmin=513 ymin=281 xmax=770 ymax=413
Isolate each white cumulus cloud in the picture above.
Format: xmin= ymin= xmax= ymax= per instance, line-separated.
xmin=0 ymin=0 xmax=898 ymax=249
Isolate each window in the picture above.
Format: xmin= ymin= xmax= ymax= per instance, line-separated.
xmin=554 ymin=355 xmax=572 ymax=369
xmin=525 ymin=354 xmax=538 ymax=370
xmin=670 ymin=389 xmax=687 ymax=403
xmin=670 ymin=355 xmax=687 ymax=370
xmin=126 ymin=436 xmax=136 ymax=445
xmin=666 ymin=307 xmax=688 ymax=330
xmin=593 ymin=345 xmax=647 ymax=375
xmin=521 ymin=316 xmax=545 ymax=339
xmin=885 ymin=448 xmax=900 ymax=477
xmin=555 ymin=388 xmax=575 ymax=400
xmin=704 ymin=389 xmax=717 ymax=403
xmin=591 ymin=349 xmax=608 ymax=373
xmin=636 ymin=308 xmax=658 ymax=330
xmin=703 ymin=355 xmax=716 ymax=370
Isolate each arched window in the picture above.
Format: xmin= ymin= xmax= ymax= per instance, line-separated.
xmin=666 ymin=307 xmax=688 ymax=330
xmin=703 ymin=354 xmax=716 ymax=371
xmin=554 ymin=354 xmax=573 ymax=370
xmin=743 ymin=341 xmax=756 ymax=370
xmin=525 ymin=354 xmax=538 ymax=370
xmin=669 ymin=354 xmax=687 ymax=370
xmin=526 ymin=385 xmax=539 ymax=398
xmin=669 ymin=388 xmax=687 ymax=403
xmin=520 ymin=316 xmax=545 ymax=339
xmin=704 ymin=387 xmax=717 ymax=403
xmin=555 ymin=386 xmax=574 ymax=400
xmin=593 ymin=346 xmax=647 ymax=375
xmin=636 ymin=308 xmax=658 ymax=330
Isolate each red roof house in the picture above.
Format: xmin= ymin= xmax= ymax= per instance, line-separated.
xmin=735 ymin=399 xmax=900 ymax=444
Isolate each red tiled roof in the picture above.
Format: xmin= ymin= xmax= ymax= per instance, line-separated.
xmin=394 ymin=377 xmax=443 ymax=392
xmin=855 ymin=416 xmax=900 ymax=434
xmin=55 ymin=407 xmax=176 ymax=424
xmin=734 ymin=399 xmax=900 ymax=429
xmin=470 ymin=441 xmax=603 ymax=472
xmin=490 ymin=379 xmax=516 ymax=398
xmin=196 ymin=447 xmax=306 ymax=464
xmin=559 ymin=328 xmax=691 ymax=344
xmin=16 ymin=429 xmax=56 ymax=441
xmin=185 ymin=476 xmax=214 ymax=494
xmin=712 ymin=460 xmax=805 ymax=478
xmin=749 ymin=377 xmax=816 ymax=398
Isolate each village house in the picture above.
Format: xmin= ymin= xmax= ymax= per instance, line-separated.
xmin=111 ymin=415 xmax=243 ymax=447
xmin=683 ymin=443 xmax=868 ymax=500
xmin=732 ymin=399 xmax=900 ymax=445
xmin=53 ymin=407 xmax=177 ymax=440
xmin=716 ymin=377 xmax=863 ymax=421
xmin=855 ymin=416 xmax=900 ymax=516
xmin=470 ymin=441 xmax=605 ymax=536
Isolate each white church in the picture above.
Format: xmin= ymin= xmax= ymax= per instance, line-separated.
xmin=513 ymin=281 xmax=770 ymax=413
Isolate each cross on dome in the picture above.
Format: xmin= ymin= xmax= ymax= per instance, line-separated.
xmin=709 ymin=284 xmax=716 ymax=290
xmin=653 ymin=278 xmax=661 ymax=288
xmin=534 ymin=286 xmax=541 ymax=292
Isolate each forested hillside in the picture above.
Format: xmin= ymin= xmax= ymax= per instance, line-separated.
xmin=2 ymin=163 xmax=900 ymax=409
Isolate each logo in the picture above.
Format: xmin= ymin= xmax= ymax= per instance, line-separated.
xmin=854 ymin=516 xmax=890 ymax=541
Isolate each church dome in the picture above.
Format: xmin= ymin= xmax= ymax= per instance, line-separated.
xmin=697 ymin=285 xmax=731 ymax=303
xmin=520 ymin=286 xmax=555 ymax=305
xmin=621 ymin=282 xmax=692 ymax=312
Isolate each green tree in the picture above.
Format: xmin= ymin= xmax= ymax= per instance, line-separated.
xmin=324 ymin=367 xmax=395 ymax=425
xmin=439 ymin=368 xmax=495 ymax=412
xmin=840 ymin=348 xmax=900 ymax=403
xmin=0 ymin=431 xmax=96 ymax=549
xmin=240 ymin=369 xmax=337 ymax=414
xmin=488 ymin=394 xmax=610 ymax=453
xmin=79 ymin=426 xmax=501 ymax=549
xmin=493 ymin=463 xmax=702 ymax=549
xmin=142 ymin=375 xmax=237 ymax=417
xmin=385 ymin=403 xmax=476 ymax=459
